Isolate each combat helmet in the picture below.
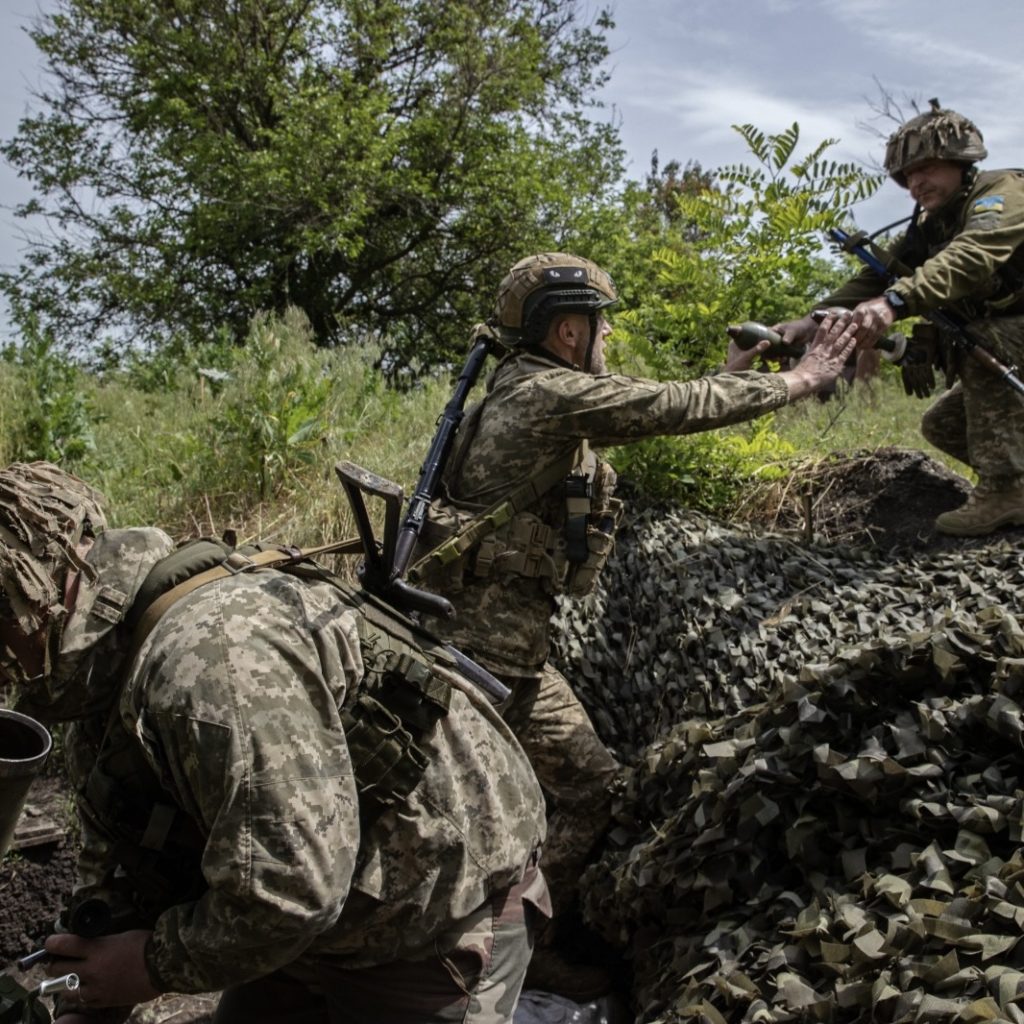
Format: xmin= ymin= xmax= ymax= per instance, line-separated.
xmin=493 ymin=253 xmax=618 ymax=351
xmin=0 ymin=462 xmax=106 ymax=686
xmin=884 ymin=98 xmax=987 ymax=187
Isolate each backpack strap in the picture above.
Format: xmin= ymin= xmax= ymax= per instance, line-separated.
xmin=129 ymin=538 xmax=362 ymax=661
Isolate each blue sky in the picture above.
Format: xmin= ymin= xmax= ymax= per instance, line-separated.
xmin=604 ymin=0 xmax=1024 ymax=229
xmin=2 ymin=0 xmax=1022 ymax=338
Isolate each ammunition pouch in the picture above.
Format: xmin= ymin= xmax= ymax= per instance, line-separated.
xmin=341 ymin=649 xmax=451 ymax=817
xmin=410 ymin=439 xmax=622 ymax=599
xmin=411 ymin=490 xmax=621 ymax=599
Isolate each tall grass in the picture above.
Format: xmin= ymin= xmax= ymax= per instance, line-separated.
xmin=0 ymin=311 xmax=966 ymax=551
xmin=1 ymin=313 xmax=461 ymax=560
xmin=766 ymin=367 xmax=969 ymax=479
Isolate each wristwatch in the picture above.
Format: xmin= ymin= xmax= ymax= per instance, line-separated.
xmin=883 ymin=290 xmax=907 ymax=315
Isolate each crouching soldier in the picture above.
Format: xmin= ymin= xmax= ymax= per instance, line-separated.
xmin=0 ymin=461 xmax=548 ymax=1024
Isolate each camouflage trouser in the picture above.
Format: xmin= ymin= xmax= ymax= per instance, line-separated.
xmin=499 ymin=661 xmax=621 ymax=916
xmin=920 ymin=315 xmax=1024 ymax=487
xmin=213 ymin=863 xmax=546 ymax=1024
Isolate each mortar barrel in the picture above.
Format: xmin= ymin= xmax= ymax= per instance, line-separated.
xmin=0 ymin=708 xmax=53 ymax=859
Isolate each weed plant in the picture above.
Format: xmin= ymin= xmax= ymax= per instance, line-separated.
xmin=0 ymin=310 xmax=964 ymax=553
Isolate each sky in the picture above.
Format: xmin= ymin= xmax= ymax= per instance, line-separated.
xmin=1 ymin=0 xmax=1023 ymax=338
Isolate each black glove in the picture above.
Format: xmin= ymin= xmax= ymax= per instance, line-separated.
xmin=900 ymin=324 xmax=939 ymax=398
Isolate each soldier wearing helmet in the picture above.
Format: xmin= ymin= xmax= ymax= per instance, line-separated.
xmin=410 ymin=252 xmax=860 ymax=997
xmin=776 ymin=100 xmax=1024 ymax=537
xmin=0 ymin=460 xmax=549 ymax=1023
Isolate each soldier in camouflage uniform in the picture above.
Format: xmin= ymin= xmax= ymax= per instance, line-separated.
xmin=0 ymin=461 xmax=549 ymax=1024
xmin=409 ymin=253 xmax=859 ymax=995
xmin=776 ymin=100 xmax=1024 ymax=537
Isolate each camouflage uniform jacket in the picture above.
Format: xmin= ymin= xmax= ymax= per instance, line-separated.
xmin=823 ymin=168 xmax=1024 ymax=319
xmin=58 ymin=528 xmax=546 ymax=995
xmin=420 ymin=349 xmax=790 ymax=676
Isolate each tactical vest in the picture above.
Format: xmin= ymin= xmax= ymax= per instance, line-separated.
xmin=75 ymin=537 xmax=461 ymax=926
xmin=409 ymin=405 xmax=622 ymax=599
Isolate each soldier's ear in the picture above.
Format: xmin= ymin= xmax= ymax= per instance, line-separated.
xmin=554 ymin=314 xmax=581 ymax=343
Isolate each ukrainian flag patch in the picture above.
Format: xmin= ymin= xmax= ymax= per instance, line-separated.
xmin=972 ymin=195 xmax=1005 ymax=214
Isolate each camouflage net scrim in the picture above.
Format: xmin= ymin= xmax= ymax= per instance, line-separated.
xmin=552 ymin=506 xmax=1024 ymax=1024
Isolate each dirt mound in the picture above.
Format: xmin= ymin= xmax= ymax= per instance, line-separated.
xmin=741 ymin=446 xmax=984 ymax=552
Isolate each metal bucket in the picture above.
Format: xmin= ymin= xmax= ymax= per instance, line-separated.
xmin=0 ymin=708 xmax=53 ymax=859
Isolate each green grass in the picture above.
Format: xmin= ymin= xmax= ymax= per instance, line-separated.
xmin=0 ymin=313 xmax=970 ymax=552
xmin=765 ymin=366 xmax=972 ymax=481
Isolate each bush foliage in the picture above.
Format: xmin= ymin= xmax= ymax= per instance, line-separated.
xmin=0 ymin=0 xmax=905 ymax=520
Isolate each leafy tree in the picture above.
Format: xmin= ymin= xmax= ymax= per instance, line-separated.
xmin=2 ymin=0 xmax=622 ymax=373
xmin=586 ymin=122 xmax=884 ymax=506
xmin=602 ymin=122 xmax=884 ymax=380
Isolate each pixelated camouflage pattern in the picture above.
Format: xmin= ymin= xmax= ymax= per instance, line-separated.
xmin=422 ymin=348 xmax=790 ymax=676
xmin=499 ymin=662 xmax=619 ymax=915
xmin=213 ymin=862 xmax=544 ymax=1022
xmin=14 ymin=528 xmax=175 ymax=723
xmin=91 ymin=556 xmax=548 ymax=993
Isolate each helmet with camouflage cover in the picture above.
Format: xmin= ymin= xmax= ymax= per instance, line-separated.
xmin=492 ymin=252 xmax=618 ymax=348
xmin=884 ymin=98 xmax=987 ymax=188
xmin=0 ymin=462 xmax=106 ymax=687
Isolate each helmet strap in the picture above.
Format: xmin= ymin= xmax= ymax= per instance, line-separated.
xmin=583 ymin=312 xmax=599 ymax=372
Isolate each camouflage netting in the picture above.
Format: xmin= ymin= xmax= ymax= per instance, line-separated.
xmin=551 ymin=497 xmax=1024 ymax=1023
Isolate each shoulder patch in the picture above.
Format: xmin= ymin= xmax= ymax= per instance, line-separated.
xmin=972 ymin=195 xmax=1004 ymax=214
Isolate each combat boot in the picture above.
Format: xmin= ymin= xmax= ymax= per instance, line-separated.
xmin=935 ymin=481 xmax=1024 ymax=537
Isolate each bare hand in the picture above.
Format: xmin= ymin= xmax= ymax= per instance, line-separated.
xmin=724 ymin=337 xmax=772 ymax=371
xmin=45 ymin=930 xmax=159 ymax=1010
xmin=849 ymin=296 xmax=896 ymax=350
xmin=779 ymin=314 xmax=860 ymax=401
xmin=771 ymin=313 xmax=818 ymax=347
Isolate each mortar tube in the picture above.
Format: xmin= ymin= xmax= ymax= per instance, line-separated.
xmin=0 ymin=708 xmax=53 ymax=859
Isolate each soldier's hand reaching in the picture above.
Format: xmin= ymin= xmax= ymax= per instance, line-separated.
xmin=779 ymin=314 xmax=860 ymax=401
xmin=771 ymin=313 xmax=818 ymax=347
xmin=723 ymin=336 xmax=773 ymax=371
xmin=849 ymin=296 xmax=896 ymax=351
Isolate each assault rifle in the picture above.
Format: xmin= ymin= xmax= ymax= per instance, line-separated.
xmin=336 ymin=326 xmax=495 ymax=618
xmin=829 ymin=226 xmax=1024 ymax=399
xmin=334 ymin=326 xmax=509 ymax=704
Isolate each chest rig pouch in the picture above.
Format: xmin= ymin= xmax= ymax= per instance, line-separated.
xmin=410 ymin=441 xmax=622 ymax=599
xmin=339 ymin=584 xmax=455 ymax=818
